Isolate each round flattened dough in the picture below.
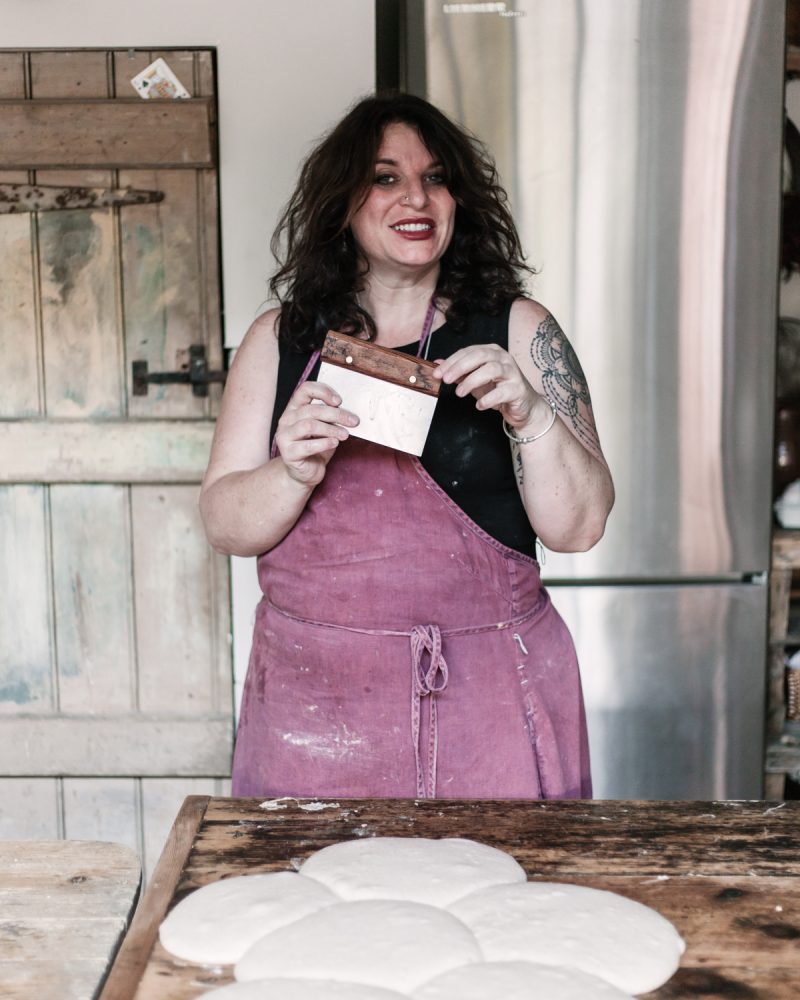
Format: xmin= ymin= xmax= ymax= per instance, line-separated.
xmin=159 ymin=871 xmax=339 ymax=964
xmin=201 ymin=979 xmax=409 ymax=1000
xmin=412 ymin=961 xmax=635 ymax=1000
xmin=298 ymin=836 xmax=526 ymax=906
xmin=235 ymin=899 xmax=483 ymax=993
xmin=448 ymin=882 xmax=685 ymax=995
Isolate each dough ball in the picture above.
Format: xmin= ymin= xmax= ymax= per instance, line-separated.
xmin=201 ymin=979 xmax=409 ymax=999
xmin=412 ymin=960 xmax=635 ymax=999
xmin=298 ymin=836 xmax=526 ymax=906
xmin=235 ymin=899 xmax=482 ymax=993
xmin=159 ymin=871 xmax=338 ymax=964
xmin=448 ymin=881 xmax=685 ymax=995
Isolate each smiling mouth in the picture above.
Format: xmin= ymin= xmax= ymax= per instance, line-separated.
xmin=391 ymin=222 xmax=434 ymax=232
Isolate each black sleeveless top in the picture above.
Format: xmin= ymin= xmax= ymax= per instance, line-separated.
xmin=270 ymin=300 xmax=538 ymax=558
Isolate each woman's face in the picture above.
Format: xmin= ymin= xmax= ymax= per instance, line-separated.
xmin=349 ymin=122 xmax=456 ymax=279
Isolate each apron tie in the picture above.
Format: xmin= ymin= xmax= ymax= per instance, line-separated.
xmin=410 ymin=624 xmax=449 ymax=798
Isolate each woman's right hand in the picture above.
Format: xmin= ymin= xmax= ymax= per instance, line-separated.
xmin=274 ymin=381 xmax=359 ymax=487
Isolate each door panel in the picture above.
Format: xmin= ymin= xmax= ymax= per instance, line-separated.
xmin=0 ymin=48 xmax=231 ymax=876
xmin=62 ymin=778 xmax=139 ymax=853
xmin=120 ymin=168 xmax=223 ymax=420
xmin=0 ymin=52 xmax=25 ymax=95
xmin=37 ymin=185 xmax=123 ymax=418
xmin=0 ymin=779 xmax=60 ymax=838
xmin=132 ymin=485 xmax=230 ymax=715
xmin=0 ymin=486 xmax=53 ymax=712
xmin=0 ymin=420 xmax=215 ymax=483
xmin=0 ymin=208 xmax=39 ymax=418
xmin=51 ymin=485 xmax=136 ymax=713
xmin=30 ymin=49 xmax=109 ymax=97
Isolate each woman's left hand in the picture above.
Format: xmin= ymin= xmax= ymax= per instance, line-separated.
xmin=433 ymin=344 xmax=551 ymax=431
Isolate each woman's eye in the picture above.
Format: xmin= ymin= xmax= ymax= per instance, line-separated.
xmin=374 ymin=174 xmax=397 ymax=186
xmin=425 ymin=173 xmax=446 ymax=185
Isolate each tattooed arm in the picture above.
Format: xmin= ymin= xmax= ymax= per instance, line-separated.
xmin=434 ymin=297 xmax=613 ymax=552
xmin=506 ymin=298 xmax=613 ymax=551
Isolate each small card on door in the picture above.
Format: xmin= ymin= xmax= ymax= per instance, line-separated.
xmin=317 ymin=331 xmax=440 ymax=456
xmin=130 ymin=58 xmax=190 ymax=100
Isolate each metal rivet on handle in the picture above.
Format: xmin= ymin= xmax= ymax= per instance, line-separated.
xmin=345 ymin=355 xmax=353 ymax=364
xmin=409 ymin=375 xmax=417 ymax=383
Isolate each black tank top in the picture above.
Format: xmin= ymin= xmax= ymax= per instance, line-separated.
xmin=270 ymin=300 xmax=538 ymax=558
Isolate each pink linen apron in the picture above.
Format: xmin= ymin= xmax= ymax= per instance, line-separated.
xmin=231 ymin=436 xmax=592 ymax=800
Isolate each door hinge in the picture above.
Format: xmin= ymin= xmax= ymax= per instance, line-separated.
xmin=0 ymin=183 xmax=164 ymax=214
xmin=132 ymin=344 xmax=226 ymax=397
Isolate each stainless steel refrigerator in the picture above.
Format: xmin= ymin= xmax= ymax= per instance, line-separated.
xmin=389 ymin=0 xmax=785 ymax=797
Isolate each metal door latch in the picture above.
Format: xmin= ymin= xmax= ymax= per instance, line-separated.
xmin=132 ymin=344 xmax=226 ymax=397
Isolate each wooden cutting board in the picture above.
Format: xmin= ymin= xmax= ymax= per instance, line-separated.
xmin=101 ymin=797 xmax=800 ymax=1000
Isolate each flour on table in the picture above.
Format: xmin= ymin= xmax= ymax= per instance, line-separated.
xmin=201 ymin=979 xmax=409 ymax=1000
xmin=158 ymin=872 xmax=338 ymax=964
xmin=234 ymin=899 xmax=482 ymax=993
xmin=412 ymin=960 xmax=635 ymax=999
xmin=297 ymin=835 xmax=526 ymax=906
xmin=448 ymin=881 xmax=686 ymax=995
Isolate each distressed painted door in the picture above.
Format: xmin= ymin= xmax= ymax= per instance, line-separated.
xmin=0 ymin=49 xmax=231 ymax=880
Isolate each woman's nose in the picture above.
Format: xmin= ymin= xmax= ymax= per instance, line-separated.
xmin=402 ymin=180 xmax=428 ymax=208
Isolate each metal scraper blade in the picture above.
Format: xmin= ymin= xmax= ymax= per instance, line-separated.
xmin=317 ymin=360 xmax=438 ymax=456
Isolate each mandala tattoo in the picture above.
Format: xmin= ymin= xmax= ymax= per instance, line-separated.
xmin=530 ymin=313 xmax=601 ymax=455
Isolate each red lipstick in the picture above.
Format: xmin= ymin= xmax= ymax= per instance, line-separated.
xmin=389 ymin=217 xmax=436 ymax=240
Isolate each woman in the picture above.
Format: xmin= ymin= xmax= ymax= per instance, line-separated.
xmin=200 ymin=94 xmax=614 ymax=800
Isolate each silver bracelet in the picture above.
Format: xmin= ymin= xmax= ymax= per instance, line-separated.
xmin=502 ymin=401 xmax=558 ymax=444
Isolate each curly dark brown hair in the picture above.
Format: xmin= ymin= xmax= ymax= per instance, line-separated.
xmin=270 ymin=92 xmax=533 ymax=352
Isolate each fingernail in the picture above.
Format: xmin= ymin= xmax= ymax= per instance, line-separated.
xmin=332 ymin=393 xmax=341 ymax=405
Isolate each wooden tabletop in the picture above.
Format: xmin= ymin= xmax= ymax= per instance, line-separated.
xmin=0 ymin=839 xmax=141 ymax=1000
xmin=102 ymin=797 xmax=800 ymax=1000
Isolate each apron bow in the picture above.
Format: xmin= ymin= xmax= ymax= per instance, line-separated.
xmin=410 ymin=624 xmax=449 ymax=798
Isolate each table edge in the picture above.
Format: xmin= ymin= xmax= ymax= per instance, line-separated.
xmin=98 ymin=795 xmax=210 ymax=1000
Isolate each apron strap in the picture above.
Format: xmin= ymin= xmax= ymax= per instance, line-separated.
xmin=410 ymin=624 xmax=449 ymax=798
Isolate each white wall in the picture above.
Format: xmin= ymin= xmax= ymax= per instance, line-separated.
xmin=3 ymin=0 xmax=376 ymax=708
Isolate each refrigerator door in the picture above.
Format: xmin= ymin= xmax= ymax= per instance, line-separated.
xmin=414 ymin=0 xmax=784 ymax=579
xmin=549 ymin=581 xmax=768 ymax=799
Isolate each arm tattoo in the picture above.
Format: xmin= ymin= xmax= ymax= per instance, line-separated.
xmin=530 ymin=313 xmax=601 ymax=455
xmin=513 ymin=445 xmax=524 ymax=486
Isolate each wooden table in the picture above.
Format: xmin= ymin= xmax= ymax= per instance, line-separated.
xmin=0 ymin=840 xmax=141 ymax=999
xmin=102 ymin=797 xmax=800 ymax=999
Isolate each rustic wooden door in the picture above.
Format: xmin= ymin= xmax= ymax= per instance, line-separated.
xmin=0 ymin=49 xmax=231 ymax=879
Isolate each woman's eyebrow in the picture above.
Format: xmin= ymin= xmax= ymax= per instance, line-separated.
xmin=375 ymin=157 xmax=444 ymax=169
